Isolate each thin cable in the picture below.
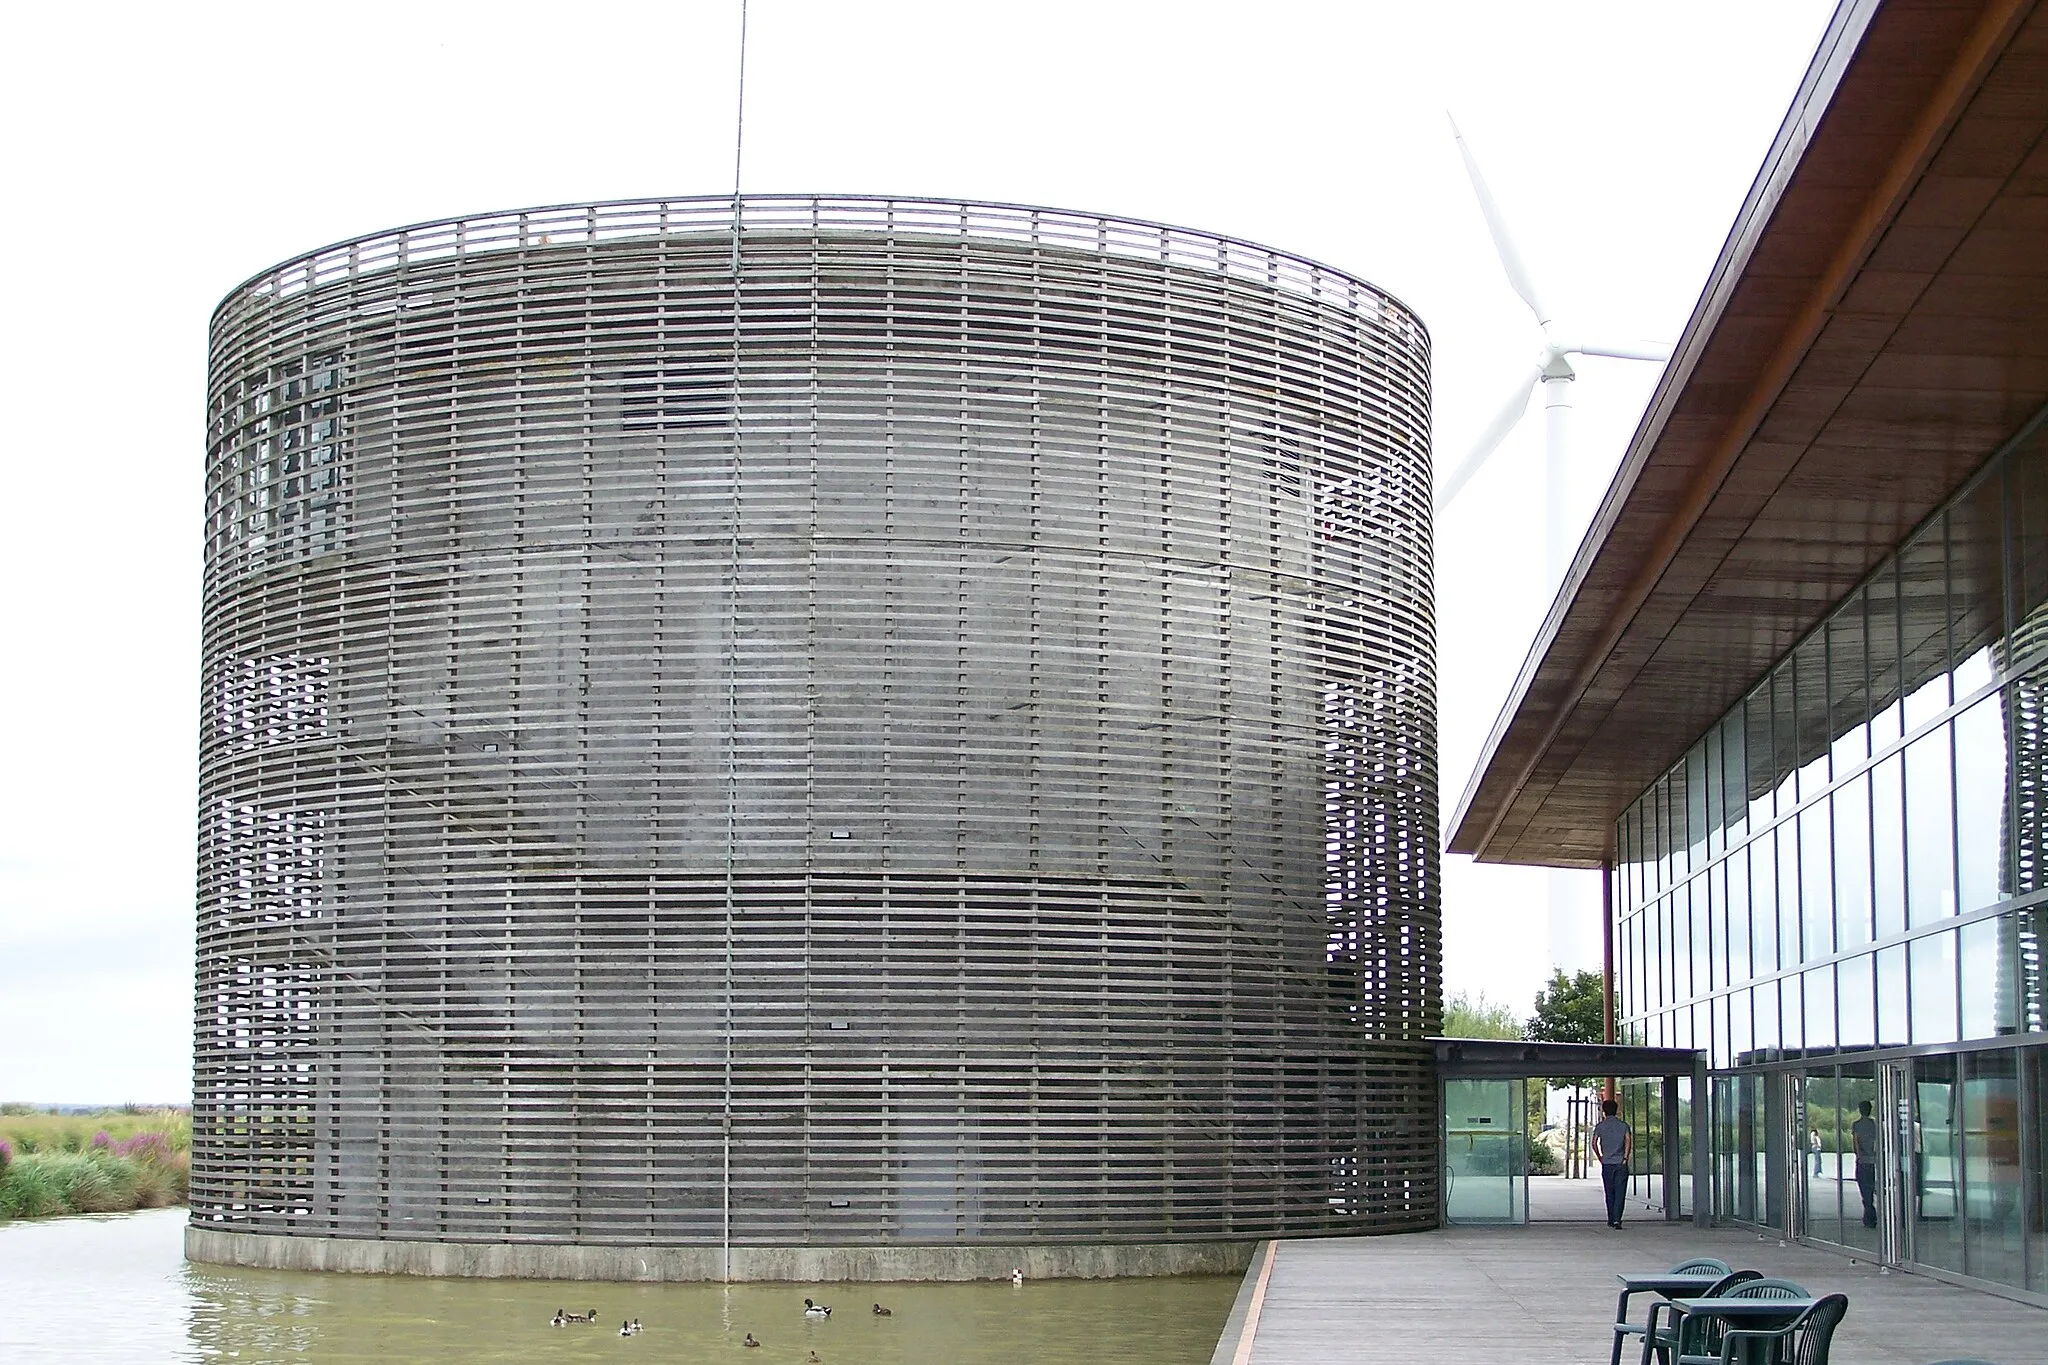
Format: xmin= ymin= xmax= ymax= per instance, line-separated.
xmin=721 ymin=0 xmax=749 ymax=1289
xmin=730 ymin=0 xmax=749 ymax=269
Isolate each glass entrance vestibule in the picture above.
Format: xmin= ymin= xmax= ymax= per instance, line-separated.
xmin=1704 ymin=1040 xmax=2048 ymax=1302
xmin=1434 ymin=1037 xmax=1710 ymax=1227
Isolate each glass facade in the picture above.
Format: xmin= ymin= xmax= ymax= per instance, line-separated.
xmin=1615 ymin=409 xmax=2048 ymax=1299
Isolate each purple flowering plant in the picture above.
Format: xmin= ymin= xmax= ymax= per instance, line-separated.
xmin=113 ymin=1132 xmax=173 ymax=1165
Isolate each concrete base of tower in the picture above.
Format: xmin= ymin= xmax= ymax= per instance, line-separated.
xmin=183 ymin=1224 xmax=1259 ymax=1282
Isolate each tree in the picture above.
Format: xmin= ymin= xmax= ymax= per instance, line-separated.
xmin=1441 ymin=991 xmax=1523 ymax=1040
xmin=1529 ymin=969 xmax=1604 ymax=1047
xmin=1529 ymin=969 xmax=1605 ymax=1177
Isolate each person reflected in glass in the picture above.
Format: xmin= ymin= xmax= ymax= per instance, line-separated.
xmin=1592 ymin=1098 xmax=1633 ymax=1229
xmin=1851 ymin=1100 xmax=1880 ymax=1228
xmin=1809 ymin=1125 xmax=1823 ymax=1176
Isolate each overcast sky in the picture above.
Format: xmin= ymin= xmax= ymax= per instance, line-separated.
xmin=0 ymin=0 xmax=1835 ymax=1103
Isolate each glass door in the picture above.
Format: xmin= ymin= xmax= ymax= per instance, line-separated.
xmin=1444 ymin=1078 xmax=1528 ymax=1224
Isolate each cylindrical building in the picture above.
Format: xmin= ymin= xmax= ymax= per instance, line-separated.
xmin=189 ymin=196 xmax=1438 ymax=1280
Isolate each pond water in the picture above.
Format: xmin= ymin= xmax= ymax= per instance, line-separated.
xmin=0 ymin=1209 xmax=1238 ymax=1363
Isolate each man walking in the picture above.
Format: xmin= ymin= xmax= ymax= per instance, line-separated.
xmin=1851 ymin=1100 xmax=1880 ymax=1228
xmin=1592 ymin=1098 xmax=1632 ymax=1229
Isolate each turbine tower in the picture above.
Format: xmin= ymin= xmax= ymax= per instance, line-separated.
xmin=1437 ymin=116 xmax=1670 ymax=581
xmin=1439 ymin=117 xmax=1671 ymax=980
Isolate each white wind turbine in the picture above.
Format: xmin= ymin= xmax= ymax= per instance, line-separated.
xmin=1437 ymin=117 xmax=1671 ymax=582
xmin=1439 ymin=117 xmax=1673 ymax=985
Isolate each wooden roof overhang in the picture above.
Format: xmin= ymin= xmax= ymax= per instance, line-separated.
xmin=1448 ymin=0 xmax=2048 ymax=869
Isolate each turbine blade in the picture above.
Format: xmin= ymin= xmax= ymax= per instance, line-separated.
xmin=1436 ymin=369 xmax=1541 ymax=511
xmin=1449 ymin=114 xmax=1551 ymax=327
xmin=1573 ymin=341 xmax=1672 ymax=363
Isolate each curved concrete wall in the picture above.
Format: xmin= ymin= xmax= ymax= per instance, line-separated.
xmin=192 ymin=196 xmax=1439 ymax=1273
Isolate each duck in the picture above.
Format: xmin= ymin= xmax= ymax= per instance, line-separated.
xmin=871 ymin=1303 xmax=892 ymax=1316
xmin=629 ymin=1318 xmax=643 ymax=1334
xmin=743 ymin=1332 xmax=761 ymax=1348
xmin=1011 ymin=1267 xmax=1024 ymax=1287
xmin=802 ymin=1297 xmax=831 ymax=1317
xmin=552 ymin=1310 xmax=567 ymax=1327
xmin=807 ymin=1354 xmax=823 ymax=1364
xmin=620 ymin=1320 xmax=633 ymax=1337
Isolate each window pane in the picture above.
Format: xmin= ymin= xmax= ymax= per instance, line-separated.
xmin=1727 ymin=844 xmax=1752 ymax=984
xmin=1949 ymin=469 xmax=2005 ymax=694
xmin=1833 ymin=776 xmax=1873 ymax=950
xmin=1836 ymin=955 xmax=1874 ymax=1049
xmin=1868 ymin=560 xmax=1905 ymax=752
xmin=1722 ymin=711 xmax=1749 ymax=849
xmin=1961 ymin=916 xmax=2003 ymax=1039
xmin=2023 ymin=905 xmax=2046 ymax=1033
xmin=1910 ymin=1052 xmax=1963 ymax=1273
xmin=1837 ymin=1064 xmax=1881 ymax=1256
xmin=2007 ymin=431 xmax=2048 ymax=641
xmin=2025 ymin=1044 xmax=2048 ymax=1293
xmin=1909 ymin=930 xmax=1959 ymax=1045
xmin=1906 ymin=723 xmax=1957 ymax=926
xmin=1757 ymin=975 xmax=1785 ymax=1054
xmin=1800 ymin=802 xmax=1834 ymax=961
xmin=1953 ymin=696 xmax=2010 ymax=913
xmin=1794 ymin=635 xmax=1832 ymax=801
xmin=1805 ymin=965 xmax=1836 ymax=1051
xmin=1899 ymin=519 xmax=1951 ymax=730
xmin=1706 ymin=861 xmax=1727 ymax=994
xmin=2006 ymin=662 xmax=2048 ymax=901
xmin=1670 ymin=890 xmax=1689 ymax=1005
xmin=1773 ymin=668 xmax=1800 ymax=816
xmin=1961 ymin=1049 xmax=2024 ymax=1287
xmin=1705 ymin=727 xmax=1723 ymax=860
xmin=1747 ymin=689 xmax=1777 ymax=829
xmin=1872 ymin=752 xmax=1906 ymax=939
xmin=1752 ymin=830 xmax=1781 ymax=974
xmin=1828 ymin=594 xmax=1872 ymax=771
xmin=1876 ymin=943 xmax=1907 ymax=1047
xmin=1730 ymin=985 xmax=1752 ymax=1064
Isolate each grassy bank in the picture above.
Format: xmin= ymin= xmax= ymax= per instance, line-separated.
xmin=0 ymin=1106 xmax=191 ymax=1220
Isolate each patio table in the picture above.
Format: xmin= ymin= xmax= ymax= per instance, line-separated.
xmin=1664 ymin=1296 xmax=1820 ymax=1365
xmin=1611 ymin=1273 xmax=1726 ymax=1365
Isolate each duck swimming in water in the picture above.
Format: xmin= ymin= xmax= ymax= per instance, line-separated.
xmin=743 ymin=1332 xmax=761 ymax=1348
xmin=802 ymin=1298 xmax=831 ymax=1317
xmin=807 ymin=1353 xmax=823 ymax=1364
xmin=871 ymin=1302 xmax=892 ymax=1316
xmin=1011 ymin=1268 xmax=1024 ymax=1287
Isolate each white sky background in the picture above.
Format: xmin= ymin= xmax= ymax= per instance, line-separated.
xmin=0 ymin=0 xmax=1835 ymax=1103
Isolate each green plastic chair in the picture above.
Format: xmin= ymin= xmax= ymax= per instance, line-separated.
xmin=1667 ymin=1278 xmax=1808 ymax=1365
xmin=1707 ymin=1293 xmax=1848 ymax=1365
xmin=1612 ymin=1259 xmax=1735 ymax=1365
xmin=1613 ymin=1268 xmax=1744 ymax=1365
xmin=1640 ymin=1272 xmax=1765 ymax=1365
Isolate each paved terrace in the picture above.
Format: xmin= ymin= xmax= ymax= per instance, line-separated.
xmin=1211 ymin=1219 xmax=2045 ymax=1365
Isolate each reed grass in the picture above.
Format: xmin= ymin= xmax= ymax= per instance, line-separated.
xmin=0 ymin=1106 xmax=190 ymax=1156
xmin=0 ymin=1107 xmax=191 ymax=1220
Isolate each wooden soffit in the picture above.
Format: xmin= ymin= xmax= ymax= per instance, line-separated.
xmin=1449 ymin=0 xmax=2048 ymax=868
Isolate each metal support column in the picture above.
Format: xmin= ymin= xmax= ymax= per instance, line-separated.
xmin=1692 ymin=1057 xmax=1711 ymax=1228
xmin=1662 ymin=1076 xmax=1682 ymax=1222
